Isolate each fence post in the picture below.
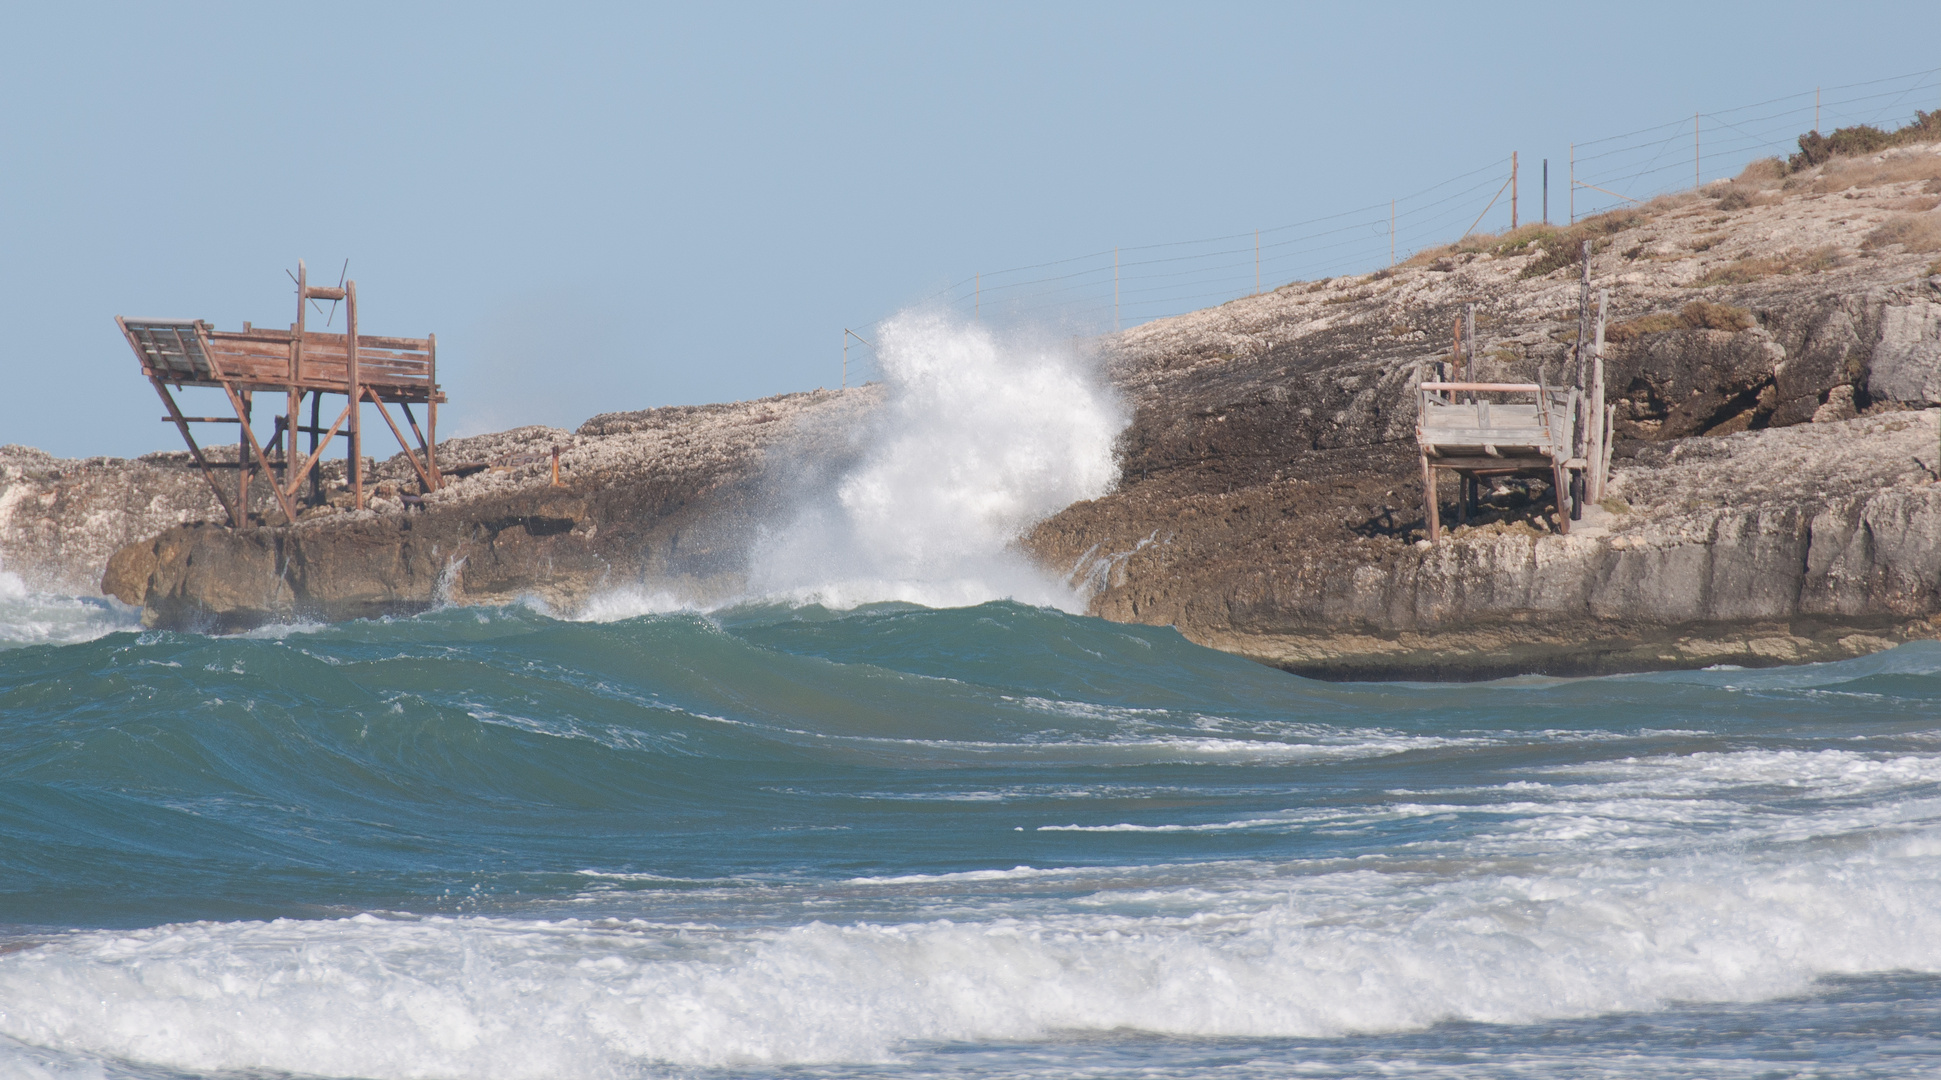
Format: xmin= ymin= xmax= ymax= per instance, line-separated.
xmin=1511 ymin=151 xmax=1519 ymax=230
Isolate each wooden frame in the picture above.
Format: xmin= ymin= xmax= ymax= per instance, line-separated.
xmin=118 ymin=262 xmax=445 ymax=528
xmin=1416 ymin=379 xmax=1586 ymax=542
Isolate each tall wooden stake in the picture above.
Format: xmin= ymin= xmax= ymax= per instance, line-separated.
xmin=1591 ymin=288 xmax=1608 ymax=502
xmin=1465 ymin=303 xmax=1477 ymax=383
xmin=1510 ymin=151 xmax=1519 ymax=230
xmin=1572 ymin=243 xmax=1592 ymax=470
xmin=347 ymin=280 xmax=362 ymax=511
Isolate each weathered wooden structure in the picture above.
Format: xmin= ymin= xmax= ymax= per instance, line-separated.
xmin=1417 ymin=254 xmax=1614 ymax=542
xmin=118 ymin=262 xmax=445 ymax=527
xmin=1417 ymin=379 xmax=1583 ymax=540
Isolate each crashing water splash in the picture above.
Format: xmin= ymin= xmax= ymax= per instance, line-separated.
xmin=746 ymin=311 xmax=1125 ymax=612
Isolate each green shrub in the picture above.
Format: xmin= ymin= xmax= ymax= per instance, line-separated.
xmin=1788 ymin=110 xmax=1941 ymax=172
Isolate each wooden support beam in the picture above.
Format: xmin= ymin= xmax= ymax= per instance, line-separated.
xmin=364 ymin=387 xmax=436 ymax=492
xmin=150 ymin=377 xmax=241 ymax=528
xmin=283 ymin=401 xmax=353 ymax=501
xmin=220 ymin=380 xmax=301 ymax=526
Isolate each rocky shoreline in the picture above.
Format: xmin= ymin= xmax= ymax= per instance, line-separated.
xmin=6 ymin=142 xmax=1941 ymax=678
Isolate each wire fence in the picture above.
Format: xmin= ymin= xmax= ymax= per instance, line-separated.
xmin=840 ymin=66 xmax=1941 ymax=383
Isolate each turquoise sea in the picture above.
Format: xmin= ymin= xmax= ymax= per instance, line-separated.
xmin=2 ymin=593 xmax=1939 ymax=1079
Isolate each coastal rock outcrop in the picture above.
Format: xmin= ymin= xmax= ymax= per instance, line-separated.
xmin=7 ymin=142 xmax=1941 ymax=678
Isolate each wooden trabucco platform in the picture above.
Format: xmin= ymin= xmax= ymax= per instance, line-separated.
xmin=118 ymin=261 xmax=446 ymax=527
xmin=1417 ymin=380 xmax=1582 ymax=540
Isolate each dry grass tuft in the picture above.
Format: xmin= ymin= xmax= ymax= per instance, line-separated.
xmin=1512 ymin=208 xmax=1647 ymax=280
xmin=1606 ymin=301 xmax=1754 ymax=342
xmin=1681 ymin=300 xmax=1756 ymax=331
xmin=1692 ymin=247 xmax=1838 ymax=287
xmin=1793 ymin=150 xmax=1941 ymax=194
xmin=1862 ymin=213 xmax=1941 ymax=254
xmin=1734 ymin=157 xmax=1786 ymax=186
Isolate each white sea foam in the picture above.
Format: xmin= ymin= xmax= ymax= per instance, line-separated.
xmin=0 ymin=572 xmax=139 ymax=650
xmin=1 ymin=824 xmax=1938 ymax=1079
xmin=739 ymin=312 xmax=1124 ymax=613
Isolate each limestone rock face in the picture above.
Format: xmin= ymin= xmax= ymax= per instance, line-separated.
xmin=1869 ymin=299 xmax=1941 ymax=404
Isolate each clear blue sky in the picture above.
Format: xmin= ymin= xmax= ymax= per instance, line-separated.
xmin=4 ymin=2 xmax=1938 ymax=458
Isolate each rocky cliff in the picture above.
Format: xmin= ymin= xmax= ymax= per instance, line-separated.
xmin=7 ymin=141 xmax=1941 ymax=677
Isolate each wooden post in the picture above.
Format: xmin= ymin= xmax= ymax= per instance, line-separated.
xmin=551 ymin=444 xmax=562 ymax=487
xmin=289 ymin=261 xmax=305 ymax=488
xmin=1465 ymin=303 xmax=1477 ymax=384
xmin=1569 ymin=143 xmax=1575 ymax=224
xmin=1572 ymin=243 xmax=1592 ymax=467
xmin=1510 ymin=151 xmax=1519 ymax=230
xmin=237 ymin=389 xmax=252 ymax=521
xmin=308 ymin=391 xmax=322 ymax=505
xmin=425 ymin=332 xmax=440 ymax=488
xmin=1552 ymin=461 xmax=1571 ymax=535
xmin=1421 ymin=455 xmax=1440 ymax=543
xmin=1542 ymin=158 xmax=1549 ymax=224
xmin=1591 ymin=288 xmax=1608 ymax=502
xmin=346 ymin=280 xmax=362 ymax=510
xmin=220 ymin=380 xmax=301 ymax=526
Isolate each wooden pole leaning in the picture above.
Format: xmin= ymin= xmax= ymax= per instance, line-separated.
xmin=220 ymin=379 xmax=301 ymax=526
xmin=282 ymin=402 xmax=354 ymax=501
xmin=364 ymin=388 xmax=437 ymax=492
xmin=149 ymin=376 xmax=241 ymax=528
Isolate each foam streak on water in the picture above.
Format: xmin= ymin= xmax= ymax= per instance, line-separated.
xmin=2 ymin=604 xmax=1941 ymax=1079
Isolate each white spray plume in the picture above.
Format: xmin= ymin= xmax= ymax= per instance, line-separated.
xmin=748 ymin=311 xmax=1125 ymax=612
